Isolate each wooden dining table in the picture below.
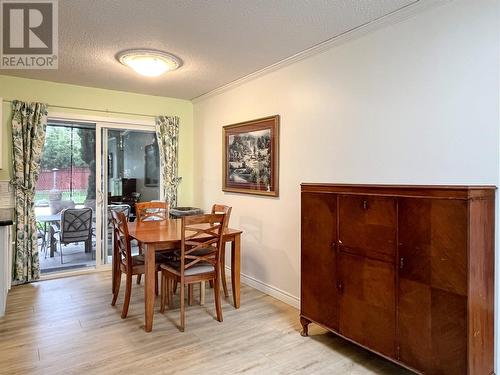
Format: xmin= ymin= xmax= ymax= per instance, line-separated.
xmin=126 ymin=219 xmax=243 ymax=332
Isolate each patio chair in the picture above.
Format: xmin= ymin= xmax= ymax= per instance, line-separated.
xmin=53 ymin=208 xmax=93 ymax=264
xmin=36 ymin=222 xmax=48 ymax=258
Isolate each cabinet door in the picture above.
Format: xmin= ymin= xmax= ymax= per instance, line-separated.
xmin=301 ymin=192 xmax=338 ymax=330
xmin=338 ymin=252 xmax=396 ymax=358
xmin=398 ymin=198 xmax=467 ymax=374
xmin=338 ymin=195 xmax=396 ymax=262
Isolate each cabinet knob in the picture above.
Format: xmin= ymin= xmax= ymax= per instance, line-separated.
xmin=400 ymin=257 xmax=405 ymax=270
xmin=362 ymin=200 xmax=368 ymax=210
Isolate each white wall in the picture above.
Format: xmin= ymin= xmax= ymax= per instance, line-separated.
xmin=193 ymin=0 xmax=499 ymax=310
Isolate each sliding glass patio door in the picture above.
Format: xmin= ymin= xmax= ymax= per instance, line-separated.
xmin=36 ymin=115 xmax=160 ymax=274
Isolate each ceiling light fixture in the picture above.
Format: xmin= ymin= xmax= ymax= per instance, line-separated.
xmin=117 ymin=49 xmax=182 ymax=77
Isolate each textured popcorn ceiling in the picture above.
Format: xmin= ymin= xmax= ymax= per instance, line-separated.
xmin=0 ymin=0 xmax=420 ymax=99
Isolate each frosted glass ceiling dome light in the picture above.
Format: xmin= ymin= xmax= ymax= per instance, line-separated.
xmin=117 ymin=49 xmax=182 ymax=77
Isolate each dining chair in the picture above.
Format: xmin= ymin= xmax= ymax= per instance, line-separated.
xmin=182 ymin=204 xmax=232 ymax=305
xmin=135 ymin=201 xmax=169 ymax=285
xmin=135 ymin=201 xmax=169 ymax=222
xmin=53 ymin=208 xmax=93 ymax=264
xmin=160 ymin=213 xmax=227 ymax=332
xmin=108 ymin=204 xmax=131 ymax=224
xmin=194 ymin=204 xmax=232 ymax=305
xmin=110 ymin=210 xmax=170 ymax=318
xmin=211 ymin=204 xmax=232 ymax=297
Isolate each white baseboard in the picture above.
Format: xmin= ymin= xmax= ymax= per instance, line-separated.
xmin=226 ymin=266 xmax=300 ymax=309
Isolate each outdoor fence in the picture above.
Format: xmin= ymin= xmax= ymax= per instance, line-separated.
xmin=36 ymin=167 xmax=91 ymax=204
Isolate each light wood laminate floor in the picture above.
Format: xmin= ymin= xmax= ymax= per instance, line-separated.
xmin=0 ymin=272 xmax=411 ymax=375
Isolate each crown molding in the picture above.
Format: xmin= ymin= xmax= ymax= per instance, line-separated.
xmin=192 ymin=0 xmax=448 ymax=104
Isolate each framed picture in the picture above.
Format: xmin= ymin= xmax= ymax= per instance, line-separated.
xmin=223 ymin=115 xmax=279 ymax=197
xmin=144 ymin=143 xmax=160 ymax=187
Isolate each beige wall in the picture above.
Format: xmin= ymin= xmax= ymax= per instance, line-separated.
xmin=0 ymin=75 xmax=194 ymax=205
xmin=193 ymin=0 xmax=499 ymax=306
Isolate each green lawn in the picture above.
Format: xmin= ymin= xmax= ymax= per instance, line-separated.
xmin=35 ymin=190 xmax=88 ymax=205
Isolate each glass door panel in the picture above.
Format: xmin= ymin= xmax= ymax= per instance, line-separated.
xmin=36 ymin=122 xmax=96 ymax=274
xmin=101 ymin=128 xmax=160 ymax=265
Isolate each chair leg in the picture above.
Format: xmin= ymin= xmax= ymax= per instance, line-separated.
xmin=60 ymin=241 xmax=63 ymax=264
xmin=173 ymin=281 xmax=178 ymax=294
xmin=136 ymin=243 xmax=143 ymax=284
xmin=121 ymin=273 xmax=133 ymax=319
xmin=200 ymin=281 xmax=205 ymax=306
xmin=111 ymin=269 xmax=122 ymax=306
xmin=214 ymin=275 xmax=223 ymax=322
xmin=160 ymin=272 xmax=166 ymax=313
xmin=165 ymin=277 xmax=171 ymax=309
xmin=209 ymin=280 xmax=214 ymax=288
xmin=221 ymin=249 xmax=229 ymax=297
xmin=180 ymin=280 xmax=185 ymax=332
xmin=188 ymin=284 xmax=194 ymax=306
xmin=168 ymin=278 xmax=174 ymax=309
xmin=155 ymin=272 xmax=159 ymax=296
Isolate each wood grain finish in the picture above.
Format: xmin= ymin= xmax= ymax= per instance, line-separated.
xmin=468 ymin=196 xmax=495 ymax=374
xmin=398 ymin=198 xmax=468 ymax=373
xmin=301 ymin=193 xmax=338 ymax=330
xmin=398 ymin=279 xmax=432 ymax=372
xmin=338 ymin=252 xmax=396 ymax=358
xmin=339 ymin=195 xmax=396 ymax=262
xmin=300 ymin=184 xmax=495 ymax=375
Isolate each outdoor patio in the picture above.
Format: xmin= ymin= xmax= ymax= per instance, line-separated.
xmin=39 ymin=243 xmax=95 ymax=274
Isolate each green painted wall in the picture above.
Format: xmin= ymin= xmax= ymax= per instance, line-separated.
xmin=0 ymin=75 xmax=194 ymax=205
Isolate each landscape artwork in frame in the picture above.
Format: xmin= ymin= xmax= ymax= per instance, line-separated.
xmin=223 ymin=115 xmax=279 ymax=197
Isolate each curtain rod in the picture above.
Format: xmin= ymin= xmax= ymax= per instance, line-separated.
xmin=2 ymin=99 xmax=156 ymax=118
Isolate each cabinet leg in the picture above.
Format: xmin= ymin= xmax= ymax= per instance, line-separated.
xmin=300 ymin=316 xmax=311 ymax=337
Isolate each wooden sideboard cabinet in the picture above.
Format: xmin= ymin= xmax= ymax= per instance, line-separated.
xmin=300 ymin=184 xmax=495 ymax=375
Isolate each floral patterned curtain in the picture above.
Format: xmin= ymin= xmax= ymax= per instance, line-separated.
xmin=155 ymin=116 xmax=180 ymax=208
xmin=11 ymin=101 xmax=48 ymax=283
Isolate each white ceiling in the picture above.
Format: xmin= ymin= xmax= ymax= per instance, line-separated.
xmin=0 ymin=0 xmax=420 ymax=100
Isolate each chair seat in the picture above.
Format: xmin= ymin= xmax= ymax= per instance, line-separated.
xmin=173 ymin=247 xmax=214 ymax=257
xmin=161 ymin=261 xmax=215 ymax=276
xmin=133 ymin=252 xmax=174 ymax=265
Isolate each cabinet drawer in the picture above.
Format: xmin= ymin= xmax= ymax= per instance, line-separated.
xmin=338 ymin=195 xmax=396 ymax=262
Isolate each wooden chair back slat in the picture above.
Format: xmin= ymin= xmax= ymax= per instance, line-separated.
xmin=212 ymin=204 xmax=232 ymax=220
xmin=136 ymin=201 xmax=169 ymax=222
xmin=110 ymin=210 xmax=132 ymax=271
